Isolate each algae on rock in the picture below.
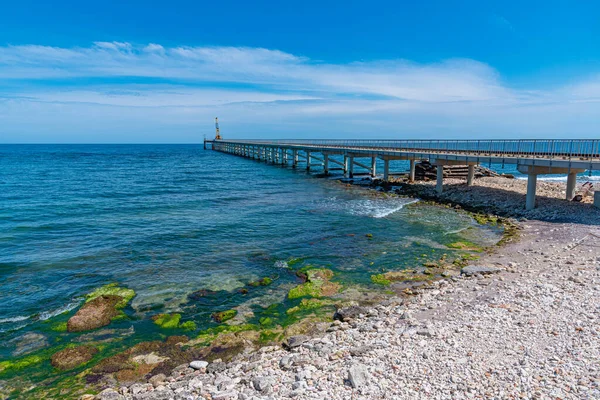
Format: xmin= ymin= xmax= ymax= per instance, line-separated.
xmin=288 ymin=269 xmax=340 ymax=299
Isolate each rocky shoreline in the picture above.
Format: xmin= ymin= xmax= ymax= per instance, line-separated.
xmin=91 ymin=177 xmax=600 ymax=400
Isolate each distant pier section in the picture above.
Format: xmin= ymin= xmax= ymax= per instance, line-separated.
xmin=205 ymin=139 xmax=600 ymax=210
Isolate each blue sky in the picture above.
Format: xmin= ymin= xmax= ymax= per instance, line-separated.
xmin=1 ymin=0 xmax=600 ymax=143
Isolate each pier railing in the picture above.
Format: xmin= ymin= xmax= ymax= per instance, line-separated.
xmin=222 ymin=139 xmax=600 ymax=160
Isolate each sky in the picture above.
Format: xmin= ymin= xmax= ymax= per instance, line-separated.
xmin=1 ymin=0 xmax=600 ymax=143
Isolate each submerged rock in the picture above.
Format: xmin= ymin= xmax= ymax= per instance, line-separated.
xmin=67 ymin=295 xmax=122 ymax=332
xmin=50 ymin=345 xmax=98 ymax=370
xmin=212 ymin=309 xmax=237 ymax=323
xmin=11 ymin=332 xmax=48 ymax=356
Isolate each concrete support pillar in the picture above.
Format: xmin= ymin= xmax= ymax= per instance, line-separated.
xmin=436 ymin=164 xmax=444 ymax=194
xmin=409 ymin=160 xmax=416 ymax=182
xmin=324 ymin=154 xmax=329 ymax=175
xmin=526 ymin=173 xmax=538 ymax=210
xmin=371 ymin=157 xmax=377 ymax=177
xmin=467 ymin=164 xmax=475 ymax=186
xmin=279 ymin=148 xmax=284 ymax=165
xmin=306 ymin=151 xmax=311 ymax=171
xmin=292 ymin=150 xmax=298 ymax=168
xmin=566 ymin=172 xmax=577 ymax=200
xmin=383 ymin=159 xmax=390 ymax=181
xmin=349 ymin=156 xmax=354 ymax=178
xmin=343 ymin=156 xmax=348 ymax=174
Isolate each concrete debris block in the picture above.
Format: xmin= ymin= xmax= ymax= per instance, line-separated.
xmin=252 ymin=376 xmax=273 ymax=392
xmin=189 ymin=360 xmax=209 ymax=370
xmin=348 ymin=364 xmax=370 ymax=389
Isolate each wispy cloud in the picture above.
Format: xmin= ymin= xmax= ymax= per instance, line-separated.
xmin=0 ymin=42 xmax=599 ymax=142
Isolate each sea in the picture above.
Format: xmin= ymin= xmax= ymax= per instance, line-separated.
xmin=0 ymin=143 xmax=547 ymax=368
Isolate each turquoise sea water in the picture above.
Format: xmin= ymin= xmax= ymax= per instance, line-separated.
xmin=0 ymin=145 xmax=500 ymax=365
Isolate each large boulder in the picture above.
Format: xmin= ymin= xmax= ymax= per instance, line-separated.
xmin=51 ymin=345 xmax=98 ymax=370
xmin=67 ymin=295 xmax=122 ymax=332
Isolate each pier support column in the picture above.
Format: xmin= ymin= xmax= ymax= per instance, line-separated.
xmin=343 ymin=156 xmax=348 ymax=174
xmin=371 ymin=157 xmax=377 ymax=177
xmin=383 ymin=158 xmax=390 ymax=181
xmin=467 ymin=164 xmax=475 ymax=186
xmin=349 ymin=156 xmax=354 ymax=178
xmin=409 ymin=160 xmax=416 ymax=182
xmin=566 ymin=172 xmax=577 ymax=200
xmin=306 ymin=152 xmax=311 ymax=171
xmin=324 ymin=154 xmax=329 ymax=175
xmin=526 ymin=173 xmax=537 ymax=211
xmin=436 ymin=164 xmax=444 ymax=194
xmin=292 ymin=150 xmax=298 ymax=168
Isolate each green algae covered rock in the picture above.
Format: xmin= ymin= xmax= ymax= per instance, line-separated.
xmin=152 ymin=313 xmax=197 ymax=330
xmin=67 ymin=295 xmax=122 ymax=332
xmin=50 ymin=345 xmax=98 ymax=370
xmin=85 ymin=283 xmax=136 ymax=309
xmin=370 ymin=274 xmax=391 ymax=286
xmin=248 ymin=277 xmax=273 ymax=287
xmin=288 ymin=269 xmax=340 ymax=299
xmin=371 ymin=269 xmax=434 ymax=286
xmin=286 ymin=298 xmax=328 ymax=314
xmin=66 ymin=283 xmax=136 ymax=333
xmin=0 ymin=353 xmax=45 ymax=375
xmin=152 ymin=313 xmax=181 ymax=328
xmin=212 ymin=309 xmax=237 ymax=323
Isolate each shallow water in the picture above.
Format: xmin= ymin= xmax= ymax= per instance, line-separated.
xmin=0 ymin=144 xmax=500 ymax=363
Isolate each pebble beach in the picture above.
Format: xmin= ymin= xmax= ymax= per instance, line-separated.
xmin=91 ymin=177 xmax=600 ymax=400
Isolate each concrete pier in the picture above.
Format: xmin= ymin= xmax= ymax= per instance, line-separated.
xmin=211 ymin=139 xmax=600 ymax=210
xmin=566 ymin=172 xmax=577 ymax=200
xmin=371 ymin=157 xmax=377 ymax=177
xmin=436 ymin=164 xmax=444 ymax=194
xmin=526 ymin=173 xmax=538 ymax=210
xmin=383 ymin=159 xmax=390 ymax=181
xmin=467 ymin=164 xmax=475 ymax=186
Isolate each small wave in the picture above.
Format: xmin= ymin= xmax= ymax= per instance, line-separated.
xmin=444 ymin=227 xmax=470 ymax=235
xmin=347 ymin=198 xmax=419 ymax=218
xmin=274 ymin=260 xmax=288 ymax=269
xmin=39 ymin=300 xmax=81 ymax=321
xmin=0 ymin=315 xmax=30 ymax=324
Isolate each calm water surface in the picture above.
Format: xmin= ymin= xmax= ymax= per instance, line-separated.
xmin=0 ymin=144 xmax=500 ymax=361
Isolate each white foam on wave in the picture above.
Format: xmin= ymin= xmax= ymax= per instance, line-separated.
xmin=0 ymin=315 xmax=30 ymax=324
xmin=444 ymin=227 xmax=470 ymax=235
xmin=39 ymin=300 xmax=81 ymax=321
xmin=274 ymin=260 xmax=288 ymax=269
xmin=342 ymin=198 xmax=419 ymax=218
